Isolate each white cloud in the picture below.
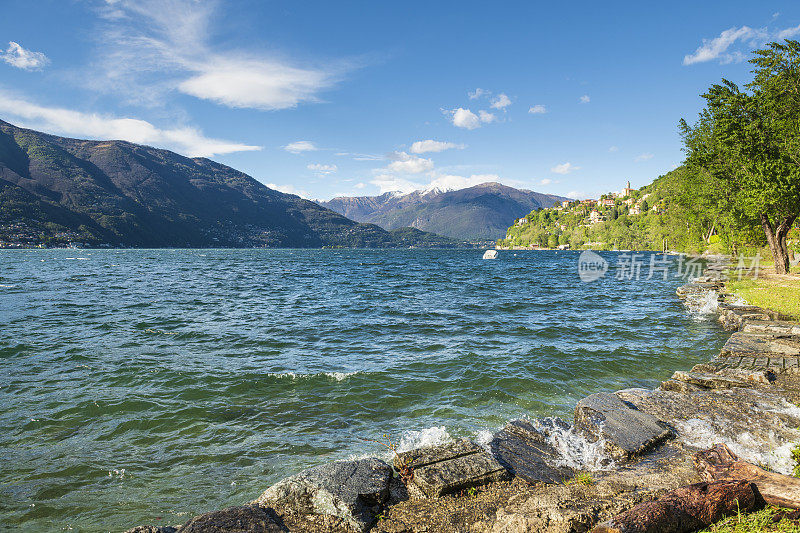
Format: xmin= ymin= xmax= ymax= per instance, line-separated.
xmin=178 ymin=58 xmax=337 ymax=111
xmin=579 ymin=95 xmax=590 ymax=104
xmin=426 ymin=173 xmax=499 ymax=191
xmin=490 ymin=93 xmax=512 ymax=110
xmin=449 ymin=107 xmax=481 ymax=129
xmin=93 ymin=0 xmax=347 ymax=109
xmin=528 ymin=104 xmax=547 ymax=114
xmin=386 ymin=151 xmax=434 ymax=174
xmin=566 ymin=190 xmax=588 ymax=200
xmin=682 ymin=24 xmax=800 ymax=66
xmin=354 ymin=182 xmax=366 ymax=189
xmin=409 ymin=140 xmax=465 ymax=154
xmin=683 ymin=26 xmax=756 ymax=65
xmin=0 ymin=91 xmax=260 ymax=157
xmin=284 ymin=140 xmax=318 ymax=153
xmin=540 ymin=178 xmax=552 ymax=185
xmin=609 ymin=146 xmax=619 ymax=152
xmin=1 ymin=41 xmax=49 ymax=71
xmin=635 ymin=153 xmax=654 ymax=162
xmin=370 ymin=174 xmax=421 ymax=194
xmin=266 ymin=183 xmax=310 ymax=198
xmin=777 ymin=23 xmax=800 ymax=39
xmin=551 ymin=162 xmax=580 ymax=174
xmin=479 ymin=110 xmax=497 ymax=123
xmin=307 ymin=163 xmax=337 ymax=174
xmin=446 ymin=107 xmax=497 ymax=129
xmin=469 ymin=88 xmax=489 ymax=100
xmin=369 ymin=171 xmax=502 ymax=195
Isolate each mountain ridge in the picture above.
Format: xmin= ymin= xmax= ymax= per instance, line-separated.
xmin=319 ymin=182 xmax=570 ymax=240
xmin=0 ymin=120 xmax=457 ymax=248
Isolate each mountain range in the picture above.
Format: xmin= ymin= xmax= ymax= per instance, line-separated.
xmin=319 ymin=183 xmax=570 ymax=240
xmin=0 ymin=120 xmax=456 ymax=248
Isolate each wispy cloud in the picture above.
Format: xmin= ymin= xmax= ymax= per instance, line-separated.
xmin=307 ymin=163 xmax=337 ymax=175
xmin=551 ymin=162 xmax=580 ymax=174
xmin=635 ymin=153 xmax=654 ymax=162
xmin=0 ymin=91 xmax=260 ymax=157
xmin=1 ymin=41 xmax=49 ymax=71
xmin=683 ymin=24 xmax=800 ymax=65
xmin=283 ymin=140 xmax=318 ymax=153
xmin=409 ymin=140 xmax=465 ymax=154
xmin=468 ymin=88 xmax=489 ymax=100
xmin=528 ymin=104 xmax=547 ymax=114
xmin=579 ymin=95 xmax=590 ymax=104
xmin=540 ymin=178 xmax=552 ymax=185
xmin=92 ymin=0 xmax=351 ymax=109
xmin=608 ymin=146 xmax=619 ymax=152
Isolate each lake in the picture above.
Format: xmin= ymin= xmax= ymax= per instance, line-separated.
xmin=0 ymin=249 xmax=727 ymax=531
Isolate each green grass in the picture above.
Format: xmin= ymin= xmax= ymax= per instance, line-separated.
xmin=698 ymin=507 xmax=800 ymax=532
xmin=727 ymin=275 xmax=800 ymax=320
xmin=565 ymin=472 xmax=594 ymax=486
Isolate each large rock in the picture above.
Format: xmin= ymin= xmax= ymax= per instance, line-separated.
xmin=490 ymin=418 xmax=574 ymax=484
xmin=395 ymin=438 xmax=508 ymax=497
xmin=721 ymin=332 xmax=800 ymax=357
xmin=255 ymin=458 xmax=392 ymax=532
xmin=177 ymin=505 xmax=282 ymax=532
xmin=574 ymin=392 xmax=673 ymax=461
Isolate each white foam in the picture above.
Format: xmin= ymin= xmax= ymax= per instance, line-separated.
xmin=396 ymin=426 xmax=453 ymax=454
xmin=0 ymin=284 xmax=16 ymax=288
xmin=532 ymin=417 xmax=615 ymax=471
xmin=683 ymin=290 xmax=719 ymax=318
xmin=677 ymin=418 xmax=800 ymax=475
xmin=325 ymin=371 xmax=359 ymax=381
xmin=267 ymin=371 xmax=359 ymax=381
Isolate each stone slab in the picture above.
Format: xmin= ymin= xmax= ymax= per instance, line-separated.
xmin=489 ymin=418 xmax=574 ymax=485
xmin=574 ymin=392 xmax=673 ymax=461
xmin=255 ymin=458 xmax=392 ymax=532
xmin=395 ymin=438 xmax=508 ymax=498
xmin=670 ymin=370 xmax=750 ymax=389
xmin=742 ymin=320 xmax=800 ymax=336
xmin=721 ymin=332 xmax=800 ymax=357
xmin=177 ymin=505 xmax=282 ymax=532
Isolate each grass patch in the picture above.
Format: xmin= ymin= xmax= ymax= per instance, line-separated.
xmin=565 ymin=472 xmax=594 ymax=486
xmin=698 ymin=506 xmax=800 ymax=532
xmin=727 ymin=275 xmax=800 ymax=321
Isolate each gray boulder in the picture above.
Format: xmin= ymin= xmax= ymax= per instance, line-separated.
xmin=255 ymin=458 xmax=392 ymax=532
xmin=177 ymin=505 xmax=282 ymax=532
xmin=490 ymin=418 xmax=574 ymax=484
xmin=574 ymin=392 xmax=673 ymax=461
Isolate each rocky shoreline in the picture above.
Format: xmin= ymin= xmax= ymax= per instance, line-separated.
xmin=127 ymin=274 xmax=800 ymax=533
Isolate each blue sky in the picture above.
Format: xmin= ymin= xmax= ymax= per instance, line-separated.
xmin=1 ymin=1 xmax=798 ymax=201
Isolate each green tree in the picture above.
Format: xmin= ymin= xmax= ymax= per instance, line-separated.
xmin=681 ymin=40 xmax=800 ymax=273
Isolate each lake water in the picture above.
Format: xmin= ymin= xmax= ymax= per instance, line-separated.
xmin=0 ymin=249 xmax=728 ymax=531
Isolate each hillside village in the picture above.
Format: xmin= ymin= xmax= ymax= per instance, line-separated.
xmin=498 ymin=174 xmax=692 ymax=252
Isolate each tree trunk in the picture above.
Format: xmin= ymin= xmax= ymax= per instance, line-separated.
xmin=591 ymin=480 xmax=757 ymax=533
xmin=695 ymin=443 xmax=800 ymax=509
xmin=761 ymin=213 xmax=791 ymax=274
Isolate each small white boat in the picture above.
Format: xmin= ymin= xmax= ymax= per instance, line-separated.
xmin=482 ymin=249 xmax=498 ymax=259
